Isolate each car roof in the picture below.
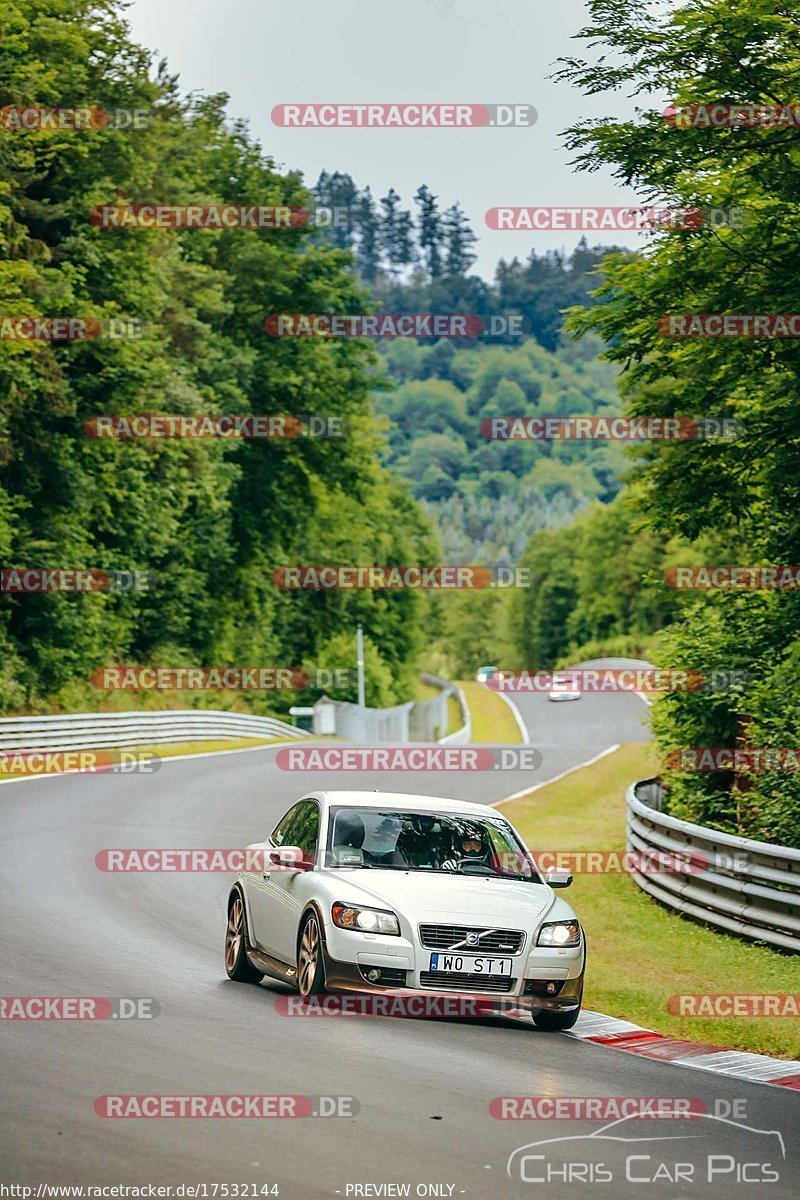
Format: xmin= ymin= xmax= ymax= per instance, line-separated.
xmin=306 ymin=790 xmax=503 ymax=818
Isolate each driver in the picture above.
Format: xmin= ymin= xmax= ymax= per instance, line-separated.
xmin=441 ymin=824 xmax=490 ymax=871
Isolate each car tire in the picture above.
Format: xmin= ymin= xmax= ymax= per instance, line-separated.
xmin=533 ymin=1005 xmax=581 ymax=1031
xmin=532 ymin=977 xmax=583 ymax=1030
xmin=225 ymin=891 xmax=264 ymax=983
xmin=297 ymin=911 xmax=326 ymax=997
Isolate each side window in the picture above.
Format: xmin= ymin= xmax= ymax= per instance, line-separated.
xmin=271 ymin=804 xmax=299 ymax=846
xmin=282 ymin=800 xmax=320 ymax=864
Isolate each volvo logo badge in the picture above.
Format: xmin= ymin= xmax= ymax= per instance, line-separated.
xmin=466 ymin=932 xmax=479 ymax=946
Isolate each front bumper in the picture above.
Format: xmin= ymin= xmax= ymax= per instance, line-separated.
xmin=320 ymin=925 xmax=585 ymax=1015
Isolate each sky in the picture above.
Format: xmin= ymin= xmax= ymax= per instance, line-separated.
xmin=125 ymin=0 xmax=658 ymax=280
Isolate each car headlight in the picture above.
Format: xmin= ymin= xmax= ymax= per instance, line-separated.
xmin=331 ymin=901 xmax=400 ymax=936
xmin=537 ymin=919 xmax=581 ymax=947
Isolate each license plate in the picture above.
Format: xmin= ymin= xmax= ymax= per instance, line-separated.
xmin=428 ymin=953 xmax=513 ymax=976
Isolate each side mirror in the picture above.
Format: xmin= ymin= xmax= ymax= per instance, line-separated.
xmin=268 ymin=846 xmax=312 ymax=871
xmin=546 ymin=869 xmax=573 ymax=888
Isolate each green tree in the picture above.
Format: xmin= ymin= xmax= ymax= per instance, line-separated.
xmin=356 ymin=185 xmax=381 ymax=282
xmin=443 ymin=202 xmax=477 ymax=276
xmin=379 ymin=188 xmax=415 ymax=279
xmin=414 ymin=184 xmax=444 ymax=279
xmin=0 ymin=0 xmax=435 ymax=713
xmin=558 ymin=0 xmax=800 ymax=838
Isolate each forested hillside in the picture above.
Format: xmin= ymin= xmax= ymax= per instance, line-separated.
xmin=376 ymin=333 xmax=623 ymax=562
xmin=307 ymin=178 xmax=630 ymax=559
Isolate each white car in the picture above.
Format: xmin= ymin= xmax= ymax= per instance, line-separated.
xmin=548 ymin=673 xmax=581 ymax=702
xmin=224 ymin=790 xmax=585 ymax=1030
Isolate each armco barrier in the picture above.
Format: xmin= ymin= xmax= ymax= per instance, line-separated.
xmin=626 ymin=778 xmax=800 ymax=952
xmin=0 ymin=709 xmax=309 ymax=753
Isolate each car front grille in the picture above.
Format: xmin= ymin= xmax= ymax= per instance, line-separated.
xmin=419 ymin=971 xmax=516 ymax=994
xmin=418 ymin=924 xmax=525 ymax=954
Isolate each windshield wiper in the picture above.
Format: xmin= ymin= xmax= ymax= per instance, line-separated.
xmin=452 ymin=866 xmax=537 ymax=881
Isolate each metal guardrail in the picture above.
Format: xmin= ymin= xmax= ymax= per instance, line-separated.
xmin=626 ymin=778 xmax=800 ymax=953
xmin=0 ymin=709 xmax=309 ymax=752
xmin=420 ymin=673 xmax=471 ymax=745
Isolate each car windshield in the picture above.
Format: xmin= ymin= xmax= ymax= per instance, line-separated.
xmin=324 ymin=807 xmax=542 ymax=880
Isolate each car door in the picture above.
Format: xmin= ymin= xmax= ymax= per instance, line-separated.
xmin=244 ymin=803 xmax=299 ymax=955
xmin=247 ymin=800 xmax=320 ymax=963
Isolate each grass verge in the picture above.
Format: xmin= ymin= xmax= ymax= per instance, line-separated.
xmin=502 ymin=741 xmax=800 ymax=1059
xmin=459 ymin=680 xmax=522 ymax=744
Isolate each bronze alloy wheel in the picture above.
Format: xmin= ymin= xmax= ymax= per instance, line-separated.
xmin=298 ymin=913 xmax=325 ymax=996
xmin=224 ymin=892 xmax=263 ymax=983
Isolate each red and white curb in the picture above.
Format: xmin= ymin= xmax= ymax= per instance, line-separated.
xmin=568 ymin=1009 xmax=800 ymax=1090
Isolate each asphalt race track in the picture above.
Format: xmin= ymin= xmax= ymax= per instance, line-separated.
xmin=1 ymin=661 xmax=798 ymax=1197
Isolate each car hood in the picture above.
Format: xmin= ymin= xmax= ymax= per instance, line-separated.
xmin=323 ymin=868 xmax=556 ymax=925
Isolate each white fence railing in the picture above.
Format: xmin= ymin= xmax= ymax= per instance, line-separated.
xmin=626 ymin=779 xmax=800 ymax=953
xmin=321 ymin=674 xmax=469 ymax=744
xmin=0 ymin=709 xmax=309 ymax=752
xmin=327 ymin=699 xmax=417 ymax=743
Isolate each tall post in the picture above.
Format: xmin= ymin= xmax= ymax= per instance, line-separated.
xmin=356 ymin=624 xmax=366 ymax=708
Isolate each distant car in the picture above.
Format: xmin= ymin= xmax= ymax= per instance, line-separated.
xmin=548 ymin=673 xmax=581 ymax=702
xmin=225 ymin=790 xmax=585 ymax=1030
xmin=476 ymin=664 xmax=498 ymax=683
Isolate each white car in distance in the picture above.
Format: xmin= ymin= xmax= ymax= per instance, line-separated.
xmin=548 ymin=672 xmax=581 ymax=702
xmin=225 ymin=791 xmax=585 ymax=1030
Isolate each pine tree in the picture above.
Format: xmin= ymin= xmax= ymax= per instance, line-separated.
xmin=324 ymin=171 xmax=359 ymax=250
xmin=443 ymin=202 xmax=477 ymax=276
xmin=380 ymin=188 xmax=416 ymax=279
xmin=414 ymin=184 xmax=444 ymax=279
xmin=356 ymin=186 xmax=381 ymax=282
